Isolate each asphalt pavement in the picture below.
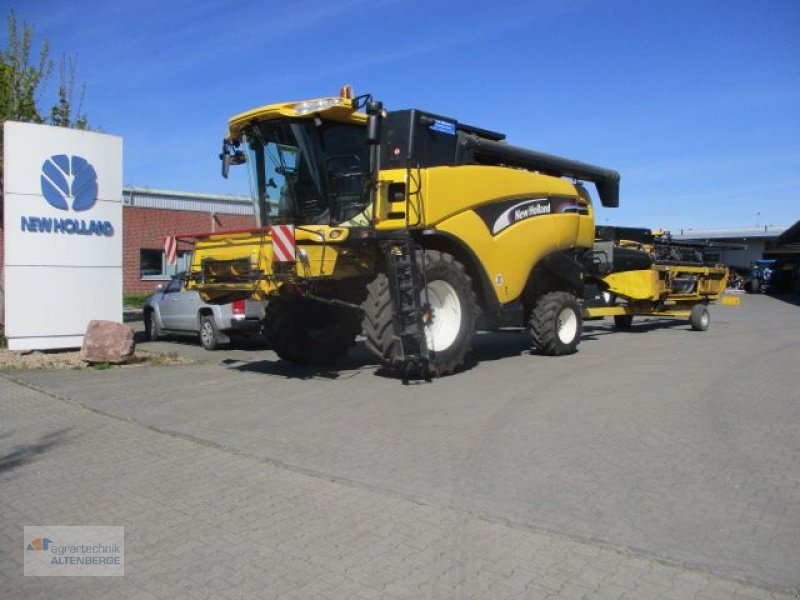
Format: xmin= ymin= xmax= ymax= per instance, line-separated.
xmin=2 ymin=292 xmax=798 ymax=599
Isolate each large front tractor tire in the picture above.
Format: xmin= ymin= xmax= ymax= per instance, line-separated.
xmin=529 ymin=291 xmax=583 ymax=355
xmin=362 ymin=250 xmax=479 ymax=377
xmin=265 ymin=298 xmax=360 ymax=365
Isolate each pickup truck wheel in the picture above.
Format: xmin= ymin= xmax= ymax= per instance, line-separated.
xmin=144 ymin=310 xmax=161 ymax=341
xmin=529 ymin=291 xmax=582 ymax=355
xmin=265 ymin=299 xmax=359 ymax=365
xmin=361 ymin=250 xmax=479 ymax=377
xmin=199 ymin=315 xmax=222 ymax=350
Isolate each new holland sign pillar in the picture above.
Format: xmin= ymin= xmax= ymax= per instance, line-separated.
xmin=3 ymin=122 xmax=123 ymax=350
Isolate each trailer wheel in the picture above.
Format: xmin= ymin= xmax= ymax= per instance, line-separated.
xmin=613 ymin=314 xmax=634 ymax=329
xmin=361 ymin=250 xmax=479 ymax=377
xmin=529 ymin=291 xmax=582 ymax=355
xmin=265 ymin=298 xmax=359 ymax=364
xmin=689 ymin=304 xmax=710 ymax=331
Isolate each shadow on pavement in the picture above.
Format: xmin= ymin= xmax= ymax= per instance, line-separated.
xmin=581 ymin=318 xmax=689 ymax=340
xmin=222 ymin=333 xmax=533 ymax=381
xmin=224 ymin=345 xmax=373 ymax=380
xmin=471 ymin=330 xmax=530 ymax=362
xmin=147 ymin=319 xmax=700 ymax=382
xmin=0 ymin=428 xmax=73 ymax=475
xmin=134 ymin=329 xmax=272 ymax=351
xmin=227 ymin=359 xmax=350 ymax=380
xmin=768 ymin=292 xmax=800 ymax=307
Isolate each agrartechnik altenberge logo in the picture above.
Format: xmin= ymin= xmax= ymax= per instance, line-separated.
xmin=19 ymin=154 xmax=114 ymax=237
xmin=24 ymin=526 xmax=124 ymax=576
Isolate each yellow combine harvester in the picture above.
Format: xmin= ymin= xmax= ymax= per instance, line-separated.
xmin=188 ymin=86 xmax=736 ymax=377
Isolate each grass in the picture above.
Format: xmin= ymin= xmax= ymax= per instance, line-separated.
xmin=123 ymin=293 xmax=151 ymax=308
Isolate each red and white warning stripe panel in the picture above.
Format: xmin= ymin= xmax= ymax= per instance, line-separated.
xmin=164 ymin=236 xmax=177 ymax=266
xmin=270 ymin=225 xmax=296 ymax=262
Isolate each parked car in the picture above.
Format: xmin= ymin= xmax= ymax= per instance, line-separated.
xmin=143 ymin=274 xmax=266 ymax=350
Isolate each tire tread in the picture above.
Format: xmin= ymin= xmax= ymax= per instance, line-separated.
xmin=529 ymin=291 xmax=582 ymax=356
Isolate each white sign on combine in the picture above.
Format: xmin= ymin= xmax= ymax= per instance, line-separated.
xmin=3 ymin=122 xmax=123 ymax=350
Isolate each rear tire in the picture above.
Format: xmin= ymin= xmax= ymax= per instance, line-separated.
xmin=529 ymin=291 xmax=582 ymax=355
xmin=613 ymin=314 xmax=634 ymax=329
xmin=689 ymin=304 xmax=710 ymax=331
xmin=361 ymin=250 xmax=479 ymax=377
xmin=199 ymin=315 xmax=222 ymax=350
xmin=265 ymin=298 xmax=359 ymax=365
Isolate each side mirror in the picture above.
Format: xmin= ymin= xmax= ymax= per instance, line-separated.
xmin=221 ymin=152 xmax=231 ymax=179
xmin=366 ymin=100 xmax=383 ymax=145
xmin=220 ymin=139 xmax=244 ymax=179
xmin=155 ymin=284 xmax=165 ymax=292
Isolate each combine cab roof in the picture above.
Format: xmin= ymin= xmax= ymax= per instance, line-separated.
xmin=227 ymin=96 xmax=366 ymax=139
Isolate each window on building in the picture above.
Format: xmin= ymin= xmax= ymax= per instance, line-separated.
xmin=140 ymin=249 xmax=191 ymax=280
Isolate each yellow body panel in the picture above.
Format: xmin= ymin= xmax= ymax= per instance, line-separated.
xmin=602 ymin=269 xmax=660 ymax=300
xmin=190 ymin=227 xmax=370 ymax=302
xmin=375 ymin=166 xmax=589 ymax=230
xmin=191 ymin=159 xmax=595 ymax=306
xmin=374 ymin=166 xmax=594 ymax=304
xmin=435 ymin=210 xmax=576 ymax=304
xmin=598 ymin=263 xmax=728 ymax=313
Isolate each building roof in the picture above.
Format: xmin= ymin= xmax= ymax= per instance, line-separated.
xmin=672 ymin=225 xmax=789 ymax=240
xmin=123 ymin=186 xmax=253 ymax=216
xmin=777 ymin=220 xmax=800 ymax=245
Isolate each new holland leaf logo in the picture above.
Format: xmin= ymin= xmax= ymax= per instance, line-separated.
xmin=40 ymin=154 xmax=98 ymax=212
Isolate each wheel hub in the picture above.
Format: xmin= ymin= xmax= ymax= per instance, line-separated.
xmin=556 ymin=307 xmax=578 ymax=344
xmin=200 ymin=322 xmax=214 ymax=345
xmin=424 ymin=280 xmax=462 ymax=352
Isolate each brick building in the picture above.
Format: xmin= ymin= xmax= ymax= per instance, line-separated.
xmin=0 ymin=186 xmax=256 ymax=298
xmin=122 ymin=187 xmax=256 ymax=293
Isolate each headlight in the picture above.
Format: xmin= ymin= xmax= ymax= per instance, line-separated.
xmin=294 ymin=98 xmax=343 ymax=115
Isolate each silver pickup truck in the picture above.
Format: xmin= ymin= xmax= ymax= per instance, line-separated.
xmin=143 ymin=274 xmax=266 ymax=350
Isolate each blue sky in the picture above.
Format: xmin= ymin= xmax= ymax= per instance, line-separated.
xmin=7 ymin=0 xmax=799 ymax=230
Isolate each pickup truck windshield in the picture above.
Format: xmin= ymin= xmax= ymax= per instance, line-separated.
xmin=243 ymin=119 xmax=369 ymax=226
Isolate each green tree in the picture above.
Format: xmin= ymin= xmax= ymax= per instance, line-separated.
xmin=0 ymin=10 xmax=93 ymax=194
xmin=49 ymin=54 xmax=89 ymax=130
xmin=0 ymin=10 xmax=51 ymax=124
xmin=0 ymin=10 xmax=53 ymax=194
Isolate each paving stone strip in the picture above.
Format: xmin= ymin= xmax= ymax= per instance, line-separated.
xmin=0 ymin=376 xmax=793 ymax=599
